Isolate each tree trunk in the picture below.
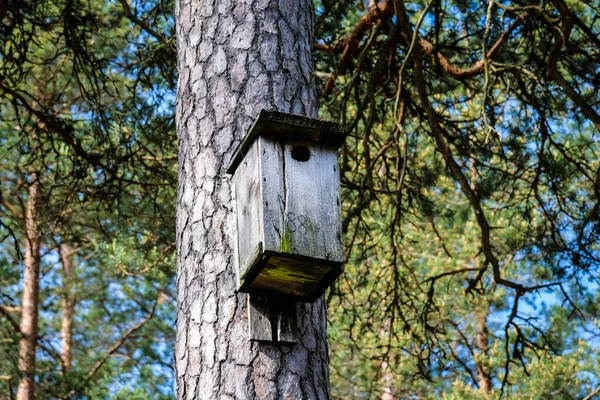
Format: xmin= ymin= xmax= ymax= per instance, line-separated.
xmin=174 ymin=0 xmax=331 ymax=398
xmin=476 ymin=309 xmax=491 ymax=393
xmin=59 ymin=244 xmax=76 ymax=374
xmin=380 ymin=360 xmax=397 ymax=400
xmin=16 ymin=175 xmax=41 ymax=400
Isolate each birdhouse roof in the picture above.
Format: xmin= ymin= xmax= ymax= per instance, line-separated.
xmin=226 ymin=110 xmax=347 ymax=174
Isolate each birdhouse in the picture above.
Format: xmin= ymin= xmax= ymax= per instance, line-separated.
xmin=227 ymin=110 xmax=347 ymax=302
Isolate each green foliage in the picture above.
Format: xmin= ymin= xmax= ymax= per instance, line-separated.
xmin=2 ymin=0 xmax=600 ymax=398
xmin=316 ymin=0 xmax=600 ymax=397
xmin=0 ymin=0 xmax=176 ymax=397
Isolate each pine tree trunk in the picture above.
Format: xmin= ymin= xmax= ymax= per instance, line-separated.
xmin=174 ymin=0 xmax=331 ymax=398
xmin=16 ymin=175 xmax=41 ymax=400
xmin=476 ymin=309 xmax=491 ymax=393
xmin=380 ymin=360 xmax=397 ymax=400
xmin=59 ymin=244 xmax=76 ymax=374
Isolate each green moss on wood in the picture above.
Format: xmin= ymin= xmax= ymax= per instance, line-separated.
xmin=252 ymin=255 xmax=332 ymax=296
xmin=279 ymin=216 xmax=319 ymax=254
xmin=280 ymin=229 xmax=293 ymax=253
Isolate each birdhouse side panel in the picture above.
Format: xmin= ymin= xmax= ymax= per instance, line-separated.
xmin=233 ymin=142 xmax=264 ymax=280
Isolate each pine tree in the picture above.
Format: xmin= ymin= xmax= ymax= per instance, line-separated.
xmin=174 ymin=0 xmax=333 ymax=397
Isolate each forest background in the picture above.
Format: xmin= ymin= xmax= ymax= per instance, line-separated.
xmin=1 ymin=0 xmax=600 ymax=398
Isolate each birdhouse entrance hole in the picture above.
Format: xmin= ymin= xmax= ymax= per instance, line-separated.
xmin=291 ymin=145 xmax=310 ymax=162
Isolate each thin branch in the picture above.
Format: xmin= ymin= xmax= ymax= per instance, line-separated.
xmin=583 ymin=387 xmax=600 ymax=400
xmin=322 ymin=0 xmax=395 ymax=96
xmin=0 ymin=305 xmax=22 ymax=334
xmin=419 ymin=13 xmax=529 ymax=79
xmin=62 ymin=300 xmax=158 ymax=399
xmin=546 ymin=19 xmax=600 ymax=132
xmin=423 ymin=267 xmax=484 ymax=283
xmin=117 ymin=0 xmax=167 ymax=43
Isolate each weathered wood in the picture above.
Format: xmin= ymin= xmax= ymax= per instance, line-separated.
xmin=278 ymin=139 xmax=344 ymax=262
xmin=277 ymin=301 xmax=298 ymax=343
xmin=248 ymin=294 xmax=273 ymax=342
xmin=251 ymin=255 xmax=335 ymax=298
xmin=248 ymin=294 xmax=299 ymax=343
xmin=257 ymin=137 xmax=285 ymax=261
xmin=236 ymin=134 xmax=345 ymax=266
xmin=230 ymin=124 xmax=346 ymax=301
xmin=233 ymin=141 xmax=263 ymax=280
xmin=226 ymin=110 xmax=346 ymax=174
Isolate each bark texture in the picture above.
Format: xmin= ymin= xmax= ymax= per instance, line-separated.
xmin=59 ymin=244 xmax=76 ymax=374
xmin=174 ymin=0 xmax=331 ymax=398
xmin=16 ymin=176 xmax=41 ymax=400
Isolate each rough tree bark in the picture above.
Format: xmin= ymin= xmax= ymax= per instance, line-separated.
xmin=16 ymin=175 xmax=41 ymax=400
xmin=174 ymin=0 xmax=331 ymax=398
xmin=59 ymin=244 xmax=76 ymax=374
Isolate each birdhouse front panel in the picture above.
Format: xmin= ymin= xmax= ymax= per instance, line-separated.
xmin=228 ymin=110 xmax=347 ymax=302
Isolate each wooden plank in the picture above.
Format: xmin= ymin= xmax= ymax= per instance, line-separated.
xmin=248 ymin=294 xmax=273 ymax=342
xmin=258 ymin=137 xmax=285 ymax=254
xmin=277 ymin=301 xmax=298 ymax=343
xmin=259 ymin=137 xmax=344 ymax=263
xmin=248 ymin=294 xmax=298 ymax=343
xmin=250 ymin=255 xmax=333 ymax=298
xmin=226 ymin=110 xmax=347 ymax=174
xmin=280 ymin=140 xmax=344 ymax=262
xmin=233 ymin=142 xmax=263 ymax=283
xmin=237 ymin=242 xmax=265 ymax=290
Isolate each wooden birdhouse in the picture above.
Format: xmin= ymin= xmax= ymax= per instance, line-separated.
xmin=227 ymin=110 xmax=347 ymax=302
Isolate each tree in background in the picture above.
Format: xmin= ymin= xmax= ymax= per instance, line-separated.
xmin=1 ymin=0 xmax=177 ymax=398
xmin=314 ymin=0 xmax=600 ymax=397
xmin=2 ymin=0 xmax=600 ymax=398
